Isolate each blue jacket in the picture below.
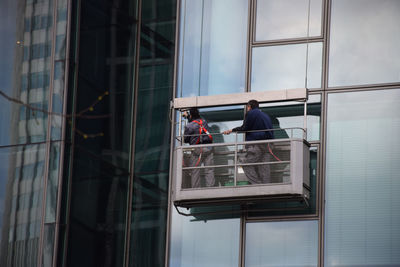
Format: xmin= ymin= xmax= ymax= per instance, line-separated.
xmin=232 ymin=108 xmax=274 ymax=141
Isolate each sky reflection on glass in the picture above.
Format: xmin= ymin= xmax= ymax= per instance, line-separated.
xmin=169 ymin=209 xmax=240 ymax=267
xmin=256 ymin=0 xmax=322 ymax=41
xmin=246 ymin=220 xmax=318 ymax=267
xmin=325 ymin=89 xmax=400 ymax=266
xmin=329 ymin=0 xmax=400 ymax=87
xmin=178 ymin=0 xmax=248 ymax=97
xmin=251 ymin=42 xmax=322 ymax=91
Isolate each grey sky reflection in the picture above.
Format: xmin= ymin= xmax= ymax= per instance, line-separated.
xmin=251 ymin=42 xmax=322 ymax=91
xmin=178 ymin=0 xmax=248 ymax=97
xmin=329 ymin=0 xmax=400 ymax=86
xmin=170 ymin=209 xmax=240 ymax=267
xmin=0 ymin=0 xmax=17 ymax=146
xmin=325 ymin=89 xmax=400 ymax=266
xmin=246 ymin=220 xmax=318 ymax=266
xmin=256 ymin=0 xmax=322 ymax=41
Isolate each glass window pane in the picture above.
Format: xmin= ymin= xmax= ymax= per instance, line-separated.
xmin=251 ymin=42 xmax=322 ymax=92
xmin=325 ymin=89 xmax=400 ymax=266
xmin=129 ymin=2 xmax=176 ymax=262
xmin=329 ymin=0 xmax=400 ymax=87
xmin=169 ymin=209 xmax=240 ymax=267
xmin=0 ymin=0 xmax=17 ymax=146
xmin=44 ymin=142 xmax=61 ymax=223
xmin=0 ymin=0 xmax=54 ymax=146
xmin=0 ymin=144 xmax=46 ymax=267
xmin=65 ymin=0 xmax=138 ymax=266
xmin=246 ymin=220 xmax=318 ymax=267
xmin=178 ymin=0 xmax=248 ymax=97
xmin=42 ymin=223 xmax=55 ymax=267
xmin=255 ymin=0 xmax=322 ymax=41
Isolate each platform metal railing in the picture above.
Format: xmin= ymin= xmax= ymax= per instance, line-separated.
xmin=173 ymin=128 xmax=310 ymax=207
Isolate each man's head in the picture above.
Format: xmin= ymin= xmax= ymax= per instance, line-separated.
xmin=247 ymin=99 xmax=259 ymax=111
xmin=189 ymin=108 xmax=200 ymax=119
xmin=183 ymin=108 xmax=200 ymax=121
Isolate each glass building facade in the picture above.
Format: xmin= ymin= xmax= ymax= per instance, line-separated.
xmin=0 ymin=0 xmax=399 ymax=266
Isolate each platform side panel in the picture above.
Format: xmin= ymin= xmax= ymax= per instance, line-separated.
xmin=177 ymin=184 xmax=297 ymax=201
xmin=174 ymin=148 xmax=183 ymax=202
xmin=290 ymin=140 xmax=305 ymax=195
xmin=303 ymin=142 xmax=310 ymax=188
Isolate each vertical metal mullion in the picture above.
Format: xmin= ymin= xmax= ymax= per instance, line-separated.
xmin=52 ymin=0 xmax=73 ymax=265
xmin=164 ymin=0 xmax=181 ymax=265
xmin=320 ymin=0 xmax=332 ymax=266
xmin=59 ymin=0 xmax=82 ymax=265
xmin=38 ymin=0 xmax=60 ymax=265
xmin=322 ymin=0 xmax=331 ymax=90
xmin=245 ymin=0 xmax=255 ymax=92
xmin=197 ymin=0 xmax=205 ymax=96
xmin=123 ymin=0 xmax=142 ymax=265
xmin=319 ymin=92 xmax=328 ymax=267
xmin=239 ymin=214 xmax=246 ymax=267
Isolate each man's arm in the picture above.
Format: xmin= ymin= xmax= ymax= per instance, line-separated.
xmin=223 ymin=113 xmax=251 ymax=134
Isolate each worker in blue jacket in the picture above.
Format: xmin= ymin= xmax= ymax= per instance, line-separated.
xmin=223 ymin=100 xmax=274 ymax=184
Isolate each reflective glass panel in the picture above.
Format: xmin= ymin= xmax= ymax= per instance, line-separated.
xmin=0 ymin=144 xmax=46 ymax=267
xmin=0 ymin=0 xmax=17 ymax=146
xmin=0 ymin=0 xmax=53 ymax=146
xmin=246 ymin=220 xmax=318 ymax=267
xmin=329 ymin=0 xmax=400 ymax=87
xmin=178 ymin=0 xmax=248 ymax=97
xmin=255 ymin=0 xmax=322 ymax=41
xmin=65 ymin=0 xmax=138 ymax=266
xmin=42 ymin=223 xmax=55 ymax=267
xmin=325 ymin=89 xmax=400 ymax=266
xmin=128 ymin=0 xmax=175 ymax=266
xmin=44 ymin=142 xmax=61 ymax=224
xmin=169 ymin=209 xmax=240 ymax=267
xmin=0 ymin=148 xmax=11 ymax=247
xmin=251 ymin=42 xmax=322 ymax=91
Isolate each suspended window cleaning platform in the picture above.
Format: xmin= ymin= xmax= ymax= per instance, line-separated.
xmin=171 ymin=88 xmax=311 ymax=213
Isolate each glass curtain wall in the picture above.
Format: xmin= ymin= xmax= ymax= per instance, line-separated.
xmin=328 ymin=0 xmax=400 ymax=87
xmin=251 ymin=0 xmax=323 ymax=91
xmin=246 ymin=220 xmax=318 ymax=267
xmin=325 ymin=89 xmax=400 ymax=266
xmin=172 ymin=0 xmax=322 ymax=266
xmin=63 ymin=0 xmax=138 ymax=266
xmin=128 ymin=0 xmax=176 ymax=266
xmin=177 ymin=0 xmax=248 ymax=97
xmin=0 ymin=0 xmax=69 ymax=266
xmin=325 ymin=1 xmax=400 ymax=266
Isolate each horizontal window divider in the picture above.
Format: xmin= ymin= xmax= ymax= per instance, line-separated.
xmin=252 ymin=37 xmax=324 ymax=47
xmin=326 ymin=82 xmax=400 ymax=92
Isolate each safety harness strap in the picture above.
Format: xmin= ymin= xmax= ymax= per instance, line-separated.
xmin=193 ymin=119 xmax=213 ymax=144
